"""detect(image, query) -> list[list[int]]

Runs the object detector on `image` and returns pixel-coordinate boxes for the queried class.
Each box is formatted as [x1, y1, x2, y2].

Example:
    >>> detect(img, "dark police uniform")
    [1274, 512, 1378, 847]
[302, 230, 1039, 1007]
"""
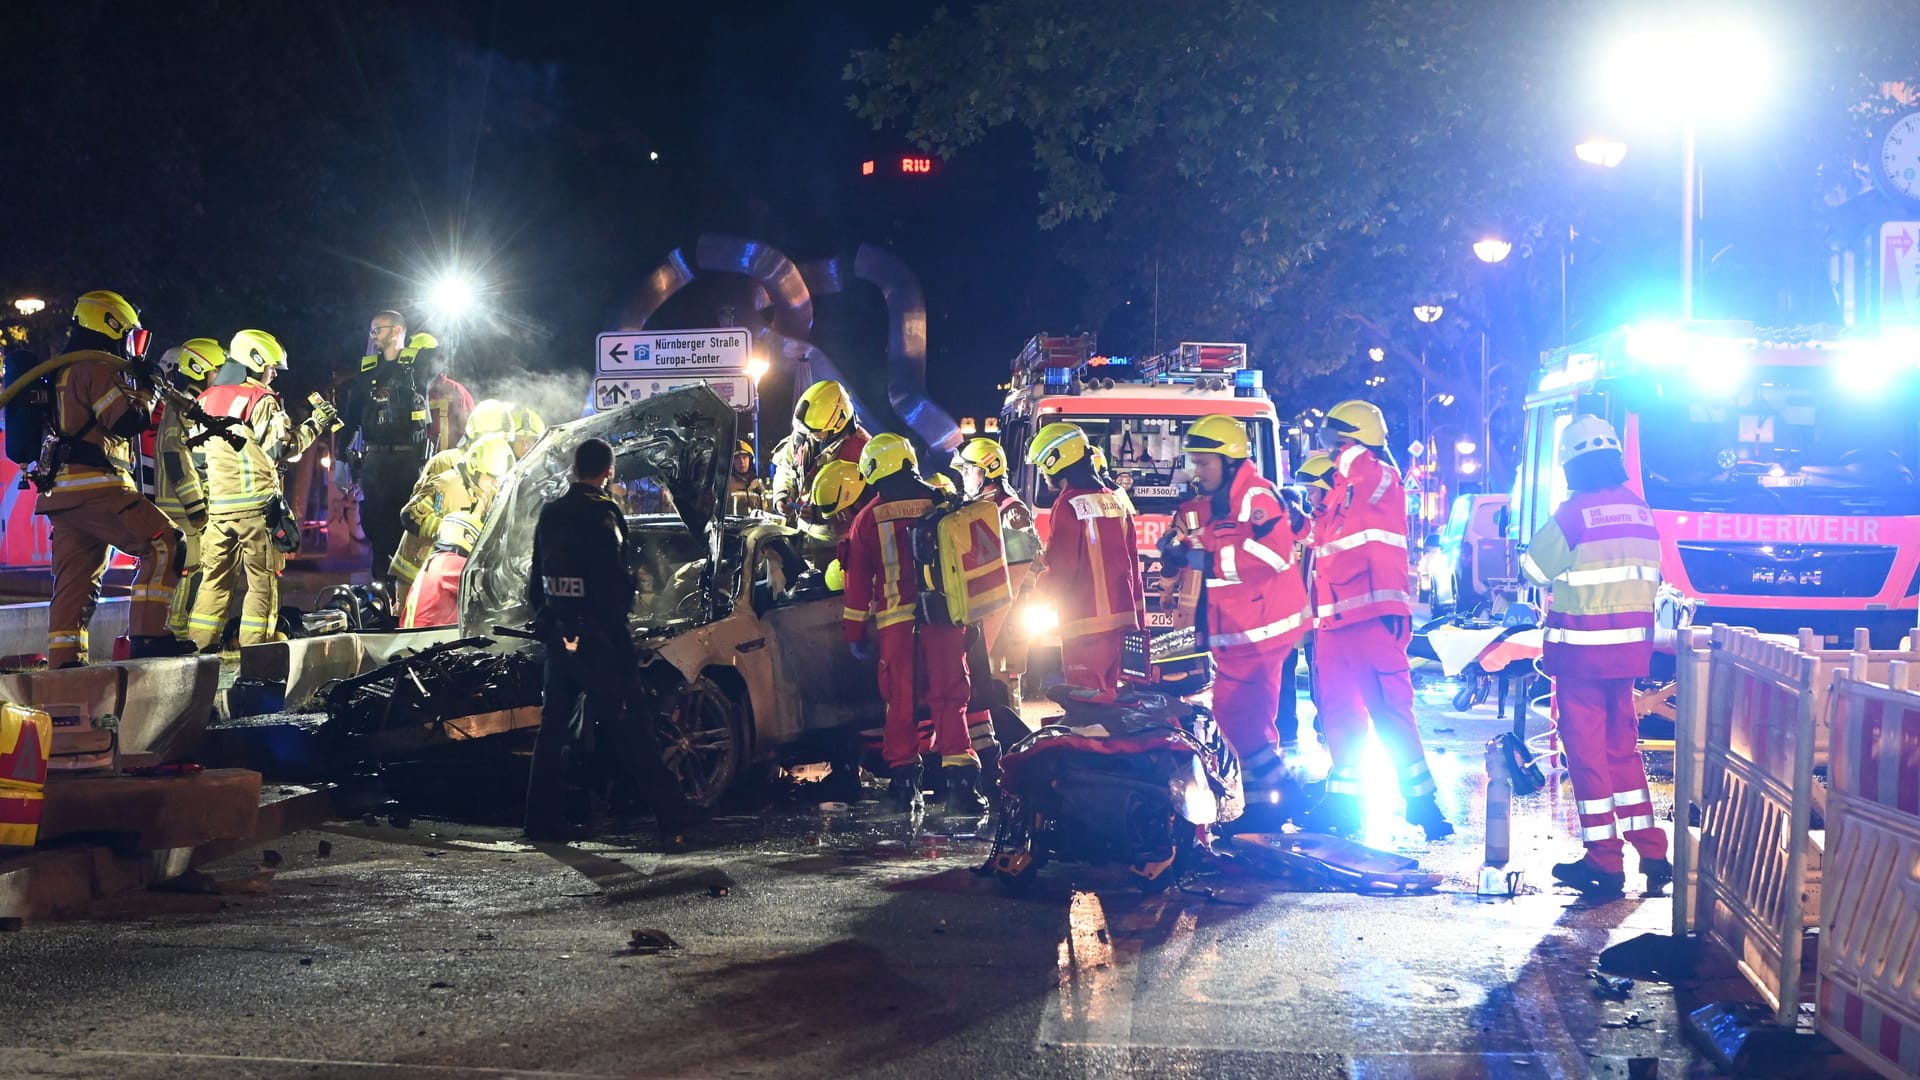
[523, 480, 640, 837]
[341, 350, 429, 584]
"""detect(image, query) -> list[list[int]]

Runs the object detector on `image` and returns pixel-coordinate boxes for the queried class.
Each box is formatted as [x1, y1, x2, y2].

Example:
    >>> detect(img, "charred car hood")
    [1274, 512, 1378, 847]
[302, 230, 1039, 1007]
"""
[461, 385, 737, 638]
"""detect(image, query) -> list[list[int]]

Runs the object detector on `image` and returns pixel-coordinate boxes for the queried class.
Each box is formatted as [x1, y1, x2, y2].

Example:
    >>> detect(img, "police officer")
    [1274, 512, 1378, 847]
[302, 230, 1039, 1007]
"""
[36, 291, 194, 665]
[1520, 415, 1671, 899]
[523, 438, 676, 841]
[339, 310, 433, 585]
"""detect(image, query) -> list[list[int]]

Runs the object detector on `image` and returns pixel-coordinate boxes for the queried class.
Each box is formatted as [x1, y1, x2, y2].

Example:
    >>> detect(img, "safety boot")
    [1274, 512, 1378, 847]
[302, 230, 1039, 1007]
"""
[1551, 857, 1626, 900]
[1404, 794, 1456, 841]
[886, 765, 925, 816]
[1641, 857, 1674, 897]
[942, 764, 990, 818]
[1293, 791, 1363, 837]
[128, 634, 197, 659]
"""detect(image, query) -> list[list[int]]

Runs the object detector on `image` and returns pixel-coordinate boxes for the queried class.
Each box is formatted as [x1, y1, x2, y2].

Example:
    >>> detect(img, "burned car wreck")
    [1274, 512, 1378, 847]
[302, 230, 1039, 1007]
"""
[418, 384, 888, 809]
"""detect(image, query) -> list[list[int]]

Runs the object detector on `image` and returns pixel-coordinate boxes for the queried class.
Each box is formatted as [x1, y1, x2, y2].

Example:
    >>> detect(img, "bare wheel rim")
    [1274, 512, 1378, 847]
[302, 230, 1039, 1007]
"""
[662, 681, 737, 806]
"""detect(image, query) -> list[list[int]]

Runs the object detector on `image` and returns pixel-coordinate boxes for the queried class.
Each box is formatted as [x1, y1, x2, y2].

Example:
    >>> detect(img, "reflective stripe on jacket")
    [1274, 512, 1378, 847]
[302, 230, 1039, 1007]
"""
[1036, 484, 1143, 641]
[842, 495, 933, 637]
[1520, 485, 1661, 677]
[1190, 465, 1309, 654]
[1310, 444, 1412, 626]
[37, 351, 151, 509]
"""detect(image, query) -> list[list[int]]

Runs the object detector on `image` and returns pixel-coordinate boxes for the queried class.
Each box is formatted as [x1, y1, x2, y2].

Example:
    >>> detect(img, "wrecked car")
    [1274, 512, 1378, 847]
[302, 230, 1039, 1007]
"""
[462, 385, 885, 808]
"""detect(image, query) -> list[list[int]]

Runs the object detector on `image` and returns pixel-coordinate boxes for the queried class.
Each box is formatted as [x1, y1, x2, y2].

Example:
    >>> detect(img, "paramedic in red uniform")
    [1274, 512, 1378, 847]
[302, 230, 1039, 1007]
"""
[841, 433, 984, 817]
[1301, 400, 1453, 840]
[1519, 414, 1672, 899]
[1177, 414, 1312, 813]
[1026, 422, 1143, 702]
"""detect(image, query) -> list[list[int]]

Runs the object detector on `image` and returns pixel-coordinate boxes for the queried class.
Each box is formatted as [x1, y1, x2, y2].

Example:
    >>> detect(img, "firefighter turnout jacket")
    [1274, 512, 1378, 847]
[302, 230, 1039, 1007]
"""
[152, 402, 208, 530]
[197, 380, 323, 514]
[1036, 483, 1144, 641]
[35, 350, 154, 511]
[392, 451, 490, 586]
[1186, 465, 1310, 653]
[528, 483, 633, 651]
[841, 489, 935, 641]
[1312, 444, 1413, 628]
[772, 426, 871, 541]
[1519, 485, 1662, 678]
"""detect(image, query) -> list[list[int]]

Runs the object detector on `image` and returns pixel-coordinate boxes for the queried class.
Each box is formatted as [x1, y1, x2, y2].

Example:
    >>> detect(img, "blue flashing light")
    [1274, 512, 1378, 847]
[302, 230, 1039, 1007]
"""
[1624, 323, 1687, 367]
[1042, 366, 1076, 391]
[1234, 368, 1263, 389]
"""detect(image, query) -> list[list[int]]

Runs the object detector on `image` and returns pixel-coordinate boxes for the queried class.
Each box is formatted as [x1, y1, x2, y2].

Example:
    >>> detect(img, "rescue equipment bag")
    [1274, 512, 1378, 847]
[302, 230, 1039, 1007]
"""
[3, 350, 51, 466]
[912, 497, 1012, 627]
[265, 493, 302, 554]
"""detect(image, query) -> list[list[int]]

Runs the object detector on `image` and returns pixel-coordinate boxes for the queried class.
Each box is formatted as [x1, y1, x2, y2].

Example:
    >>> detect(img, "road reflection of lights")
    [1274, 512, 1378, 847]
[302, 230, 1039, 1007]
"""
[1055, 889, 1118, 1024]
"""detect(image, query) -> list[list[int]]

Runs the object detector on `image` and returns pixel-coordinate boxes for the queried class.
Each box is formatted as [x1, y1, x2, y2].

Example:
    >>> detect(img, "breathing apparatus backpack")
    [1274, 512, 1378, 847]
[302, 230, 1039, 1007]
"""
[911, 495, 1012, 627]
[3, 349, 52, 468]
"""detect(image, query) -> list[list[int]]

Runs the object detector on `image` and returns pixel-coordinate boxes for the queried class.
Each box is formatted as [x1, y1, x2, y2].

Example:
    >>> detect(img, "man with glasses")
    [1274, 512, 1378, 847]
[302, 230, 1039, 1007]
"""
[339, 310, 432, 588]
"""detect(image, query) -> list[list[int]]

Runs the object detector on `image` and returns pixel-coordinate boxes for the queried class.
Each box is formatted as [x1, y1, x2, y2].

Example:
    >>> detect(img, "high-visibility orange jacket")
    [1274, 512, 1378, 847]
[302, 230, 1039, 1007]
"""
[1036, 483, 1143, 641]
[1188, 465, 1309, 654]
[841, 491, 935, 642]
[1312, 444, 1413, 627]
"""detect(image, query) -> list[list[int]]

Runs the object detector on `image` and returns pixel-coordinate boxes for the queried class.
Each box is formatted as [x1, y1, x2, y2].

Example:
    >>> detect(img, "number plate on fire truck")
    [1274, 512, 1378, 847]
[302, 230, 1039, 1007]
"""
[1147, 611, 1176, 628]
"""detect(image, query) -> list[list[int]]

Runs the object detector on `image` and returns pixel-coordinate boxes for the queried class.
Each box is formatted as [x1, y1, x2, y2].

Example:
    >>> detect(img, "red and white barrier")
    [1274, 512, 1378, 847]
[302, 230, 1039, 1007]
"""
[1818, 660, 1920, 1080]
[1690, 624, 1821, 1024]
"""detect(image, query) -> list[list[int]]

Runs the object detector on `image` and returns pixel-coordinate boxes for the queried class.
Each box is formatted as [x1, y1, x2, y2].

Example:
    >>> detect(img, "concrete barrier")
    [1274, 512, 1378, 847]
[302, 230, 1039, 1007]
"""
[115, 655, 219, 760]
[229, 627, 466, 720]
[0, 596, 128, 661]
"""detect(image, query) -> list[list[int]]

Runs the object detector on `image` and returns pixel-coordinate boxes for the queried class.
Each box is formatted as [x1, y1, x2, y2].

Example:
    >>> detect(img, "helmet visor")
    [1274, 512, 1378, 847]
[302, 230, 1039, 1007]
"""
[125, 327, 152, 360]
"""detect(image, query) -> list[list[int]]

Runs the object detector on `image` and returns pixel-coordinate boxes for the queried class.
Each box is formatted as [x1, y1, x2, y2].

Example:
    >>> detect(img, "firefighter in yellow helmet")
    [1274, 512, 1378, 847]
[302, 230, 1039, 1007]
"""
[507, 405, 545, 458]
[953, 436, 1042, 710]
[771, 380, 871, 551]
[728, 439, 766, 515]
[35, 291, 195, 664]
[391, 432, 513, 599]
[464, 399, 513, 446]
[400, 510, 484, 628]
[187, 330, 341, 649]
[153, 338, 227, 636]
[1026, 421, 1143, 702]
[809, 458, 870, 593]
[1089, 446, 1137, 517]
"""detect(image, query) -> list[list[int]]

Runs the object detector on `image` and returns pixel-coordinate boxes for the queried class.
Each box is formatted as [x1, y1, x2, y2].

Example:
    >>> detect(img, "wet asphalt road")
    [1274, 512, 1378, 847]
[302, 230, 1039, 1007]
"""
[0, 681, 1857, 1079]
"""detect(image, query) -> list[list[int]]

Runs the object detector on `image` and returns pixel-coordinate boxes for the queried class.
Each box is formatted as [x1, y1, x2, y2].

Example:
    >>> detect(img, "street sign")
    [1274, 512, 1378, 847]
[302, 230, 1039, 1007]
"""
[1881, 222, 1920, 324]
[595, 328, 751, 376]
[593, 375, 755, 412]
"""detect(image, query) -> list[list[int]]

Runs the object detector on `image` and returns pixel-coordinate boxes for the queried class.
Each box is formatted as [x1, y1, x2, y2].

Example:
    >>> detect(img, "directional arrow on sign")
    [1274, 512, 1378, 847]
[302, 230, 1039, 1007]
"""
[608, 343, 628, 363]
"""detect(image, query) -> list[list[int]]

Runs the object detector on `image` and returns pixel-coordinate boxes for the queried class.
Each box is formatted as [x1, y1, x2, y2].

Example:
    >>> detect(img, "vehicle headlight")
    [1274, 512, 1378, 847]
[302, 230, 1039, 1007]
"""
[1022, 602, 1059, 636]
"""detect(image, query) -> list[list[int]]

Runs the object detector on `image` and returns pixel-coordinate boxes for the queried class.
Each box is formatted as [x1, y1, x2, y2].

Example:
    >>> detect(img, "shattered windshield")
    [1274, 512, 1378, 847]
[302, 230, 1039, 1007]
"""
[1634, 369, 1920, 516]
[461, 385, 736, 638]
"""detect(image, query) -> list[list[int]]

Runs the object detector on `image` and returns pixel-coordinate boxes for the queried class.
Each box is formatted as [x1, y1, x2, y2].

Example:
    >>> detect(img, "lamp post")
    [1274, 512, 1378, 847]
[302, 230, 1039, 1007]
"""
[746, 354, 770, 474]
[11, 298, 45, 317]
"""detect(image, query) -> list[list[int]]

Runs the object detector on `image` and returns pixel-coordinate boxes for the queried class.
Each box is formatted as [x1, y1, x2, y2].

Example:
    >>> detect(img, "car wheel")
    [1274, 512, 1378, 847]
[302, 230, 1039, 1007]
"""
[659, 676, 747, 810]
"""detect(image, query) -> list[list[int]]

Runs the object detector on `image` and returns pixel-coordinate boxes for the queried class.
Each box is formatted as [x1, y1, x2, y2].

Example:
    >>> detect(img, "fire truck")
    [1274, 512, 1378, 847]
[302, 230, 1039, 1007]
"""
[1517, 321, 1920, 646]
[998, 334, 1284, 636]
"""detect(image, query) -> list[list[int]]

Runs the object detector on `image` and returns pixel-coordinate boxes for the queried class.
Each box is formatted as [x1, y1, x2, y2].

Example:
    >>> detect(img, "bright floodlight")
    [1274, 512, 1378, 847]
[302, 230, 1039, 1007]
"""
[1414, 304, 1445, 324]
[1599, 15, 1772, 124]
[1473, 238, 1513, 264]
[1575, 140, 1629, 168]
[745, 355, 770, 383]
[427, 274, 479, 323]
[12, 298, 45, 316]
[1836, 330, 1920, 394]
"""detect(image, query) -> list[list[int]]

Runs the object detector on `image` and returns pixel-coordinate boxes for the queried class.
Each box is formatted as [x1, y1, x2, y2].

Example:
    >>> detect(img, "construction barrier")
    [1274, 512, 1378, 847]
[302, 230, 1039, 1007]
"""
[1689, 624, 1821, 1025]
[1818, 660, 1920, 1080]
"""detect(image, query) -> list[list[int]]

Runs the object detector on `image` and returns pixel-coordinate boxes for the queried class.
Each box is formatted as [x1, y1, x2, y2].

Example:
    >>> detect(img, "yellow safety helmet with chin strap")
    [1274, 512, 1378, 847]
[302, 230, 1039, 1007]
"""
[435, 510, 484, 557]
[1184, 414, 1253, 459]
[1026, 421, 1090, 477]
[464, 432, 515, 478]
[1325, 399, 1388, 448]
[465, 399, 513, 442]
[952, 437, 1007, 480]
[794, 380, 853, 439]
[1557, 414, 1623, 467]
[809, 459, 867, 516]
[72, 290, 150, 358]
[229, 329, 287, 373]
[1293, 451, 1336, 490]
[858, 432, 917, 483]
[177, 337, 227, 382]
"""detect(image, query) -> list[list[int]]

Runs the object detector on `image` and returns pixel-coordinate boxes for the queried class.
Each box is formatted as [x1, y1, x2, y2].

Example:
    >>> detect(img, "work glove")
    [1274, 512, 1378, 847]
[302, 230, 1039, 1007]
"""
[187, 508, 208, 535]
[849, 638, 875, 662]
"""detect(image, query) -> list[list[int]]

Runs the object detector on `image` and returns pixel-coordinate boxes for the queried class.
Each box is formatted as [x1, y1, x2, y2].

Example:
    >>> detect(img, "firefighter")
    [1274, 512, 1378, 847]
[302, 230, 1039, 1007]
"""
[1090, 446, 1137, 516]
[36, 291, 194, 665]
[1026, 422, 1143, 703]
[954, 436, 1041, 712]
[1171, 415, 1312, 811]
[424, 349, 474, 454]
[339, 310, 432, 584]
[771, 381, 870, 555]
[400, 510, 482, 628]
[1281, 451, 1337, 749]
[728, 440, 765, 514]
[808, 459, 870, 592]
[1519, 415, 1671, 899]
[187, 330, 339, 649]
[390, 432, 513, 599]
[464, 398, 512, 447]
[507, 405, 545, 458]
[524, 438, 638, 841]
[842, 433, 982, 816]
[1300, 400, 1453, 840]
[154, 338, 225, 637]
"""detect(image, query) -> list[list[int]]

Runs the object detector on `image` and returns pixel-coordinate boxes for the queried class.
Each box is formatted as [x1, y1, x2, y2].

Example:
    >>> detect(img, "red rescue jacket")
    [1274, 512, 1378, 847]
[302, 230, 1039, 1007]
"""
[1187, 464, 1310, 654]
[1037, 482, 1143, 641]
[1312, 444, 1413, 628]
[841, 493, 935, 642]
[401, 550, 467, 628]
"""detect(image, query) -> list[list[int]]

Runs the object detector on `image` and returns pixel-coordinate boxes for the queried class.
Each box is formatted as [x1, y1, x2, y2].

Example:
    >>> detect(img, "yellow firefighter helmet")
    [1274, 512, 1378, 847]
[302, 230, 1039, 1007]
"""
[809, 459, 867, 516]
[230, 329, 287, 373]
[859, 432, 917, 482]
[952, 437, 1008, 480]
[1293, 451, 1336, 490]
[794, 380, 854, 439]
[1184, 414, 1253, 459]
[1325, 399, 1388, 448]
[1026, 421, 1090, 477]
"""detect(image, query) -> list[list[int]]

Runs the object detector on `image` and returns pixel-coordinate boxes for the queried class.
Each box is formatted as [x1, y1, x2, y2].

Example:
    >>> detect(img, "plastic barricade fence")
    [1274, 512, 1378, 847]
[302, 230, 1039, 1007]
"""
[1692, 624, 1821, 1024]
[1671, 625, 1712, 936]
[1818, 660, 1920, 1080]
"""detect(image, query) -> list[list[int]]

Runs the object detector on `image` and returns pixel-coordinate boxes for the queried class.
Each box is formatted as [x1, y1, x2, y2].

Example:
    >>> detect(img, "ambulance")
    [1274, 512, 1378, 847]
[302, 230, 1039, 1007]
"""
[998, 334, 1284, 638]
[1517, 321, 1920, 646]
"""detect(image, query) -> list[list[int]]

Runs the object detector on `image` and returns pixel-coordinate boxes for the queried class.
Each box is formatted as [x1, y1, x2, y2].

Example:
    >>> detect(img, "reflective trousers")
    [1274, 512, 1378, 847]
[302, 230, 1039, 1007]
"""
[1315, 617, 1438, 803]
[877, 621, 971, 770]
[187, 512, 275, 648]
[1553, 674, 1668, 873]
[44, 491, 181, 667]
[1062, 627, 1128, 703]
[1213, 644, 1290, 800]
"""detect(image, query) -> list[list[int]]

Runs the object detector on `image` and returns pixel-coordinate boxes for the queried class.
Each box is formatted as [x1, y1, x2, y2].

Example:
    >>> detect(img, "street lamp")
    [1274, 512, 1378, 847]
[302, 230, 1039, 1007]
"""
[1455, 438, 1477, 456]
[1460, 458, 1480, 476]
[1575, 139, 1628, 168]
[11, 298, 45, 316]
[1597, 15, 1772, 318]
[426, 273, 481, 326]
[745, 353, 770, 472]
[1472, 238, 1512, 265]
[1369, 347, 1386, 363]
[1413, 304, 1445, 324]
